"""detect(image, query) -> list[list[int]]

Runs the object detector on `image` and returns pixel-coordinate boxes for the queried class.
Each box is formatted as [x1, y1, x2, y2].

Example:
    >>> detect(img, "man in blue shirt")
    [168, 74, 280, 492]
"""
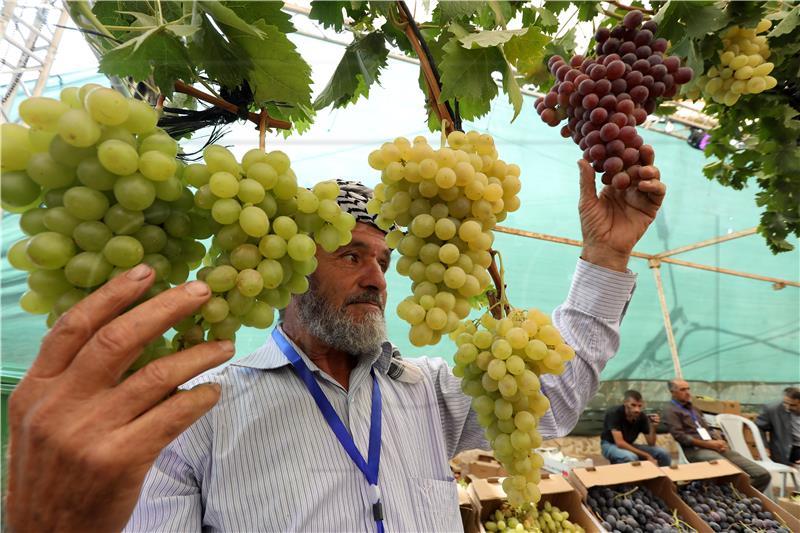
[6, 160, 666, 532]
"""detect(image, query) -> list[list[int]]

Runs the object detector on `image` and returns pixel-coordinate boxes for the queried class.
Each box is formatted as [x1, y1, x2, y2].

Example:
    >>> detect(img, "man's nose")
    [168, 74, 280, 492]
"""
[359, 257, 387, 293]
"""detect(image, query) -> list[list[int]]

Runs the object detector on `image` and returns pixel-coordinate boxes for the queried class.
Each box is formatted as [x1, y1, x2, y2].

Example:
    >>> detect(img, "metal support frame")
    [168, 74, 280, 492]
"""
[495, 225, 799, 378]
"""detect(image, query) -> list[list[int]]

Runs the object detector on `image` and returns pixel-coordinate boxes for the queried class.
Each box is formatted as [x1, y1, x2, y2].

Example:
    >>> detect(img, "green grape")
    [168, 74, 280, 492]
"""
[19, 97, 69, 130]
[140, 200, 168, 226]
[271, 216, 297, 241]
[270, 174, 294, 201]
[167, 261, 190, 285]
[201, 296, 229, 323]
[276, 197, 298, 217]
[236, 268, 264, 298]
[26, 152, 74, 188]
[8, 239, 36, 271]
[316, 224, 340, 253]
[179, 239, 206, 264]
[215, 224, 248, 251]
[159, 238, 183, 261]
[104, 204, 145, 235]
[20, 208, 48, 235]
[59, 87, 82, 108]
[194, 184, 217, 210]
[43, 207, 79, 236]
[264, 151, 290, 174]
[296, 189, 319, 213]
[2, 123, 32, 171]
[77, 156, 117, 190]
[312, 180, 339, 200]
[241, 148, 268, 172]
[230, 244, 261, 270]
[52, 288, 87, 316]
[139, 133, 178, 157]
[205, 265, 238, 292]
[48, 136, 93, 168]
[114, 173, 156, 211]
[209, 316, 240, 341]
[259, 234, 287, 259]
[211, 198, 242, 225]
[73, 221, 113, 252]
[1, 171, 41, 208]
[63, 186, 109, 221]
[103, 236, 144, 267]
[292, 257, 317, 276]
[164, 211, 191, 238]
[29, 127, 57, 152]
[26, 231, 76, 270]
[257, 193, 278, 219]
[188, 213, 214, 239]
[142, 253, 171, 281]
[64, 251, 113, 287]
[27, 268, 72, 298]
[98, 125, 136, 147]
[239, 206, 269, 237]
[155, 176, 183, 202]
[84, 87, 129, 126]
[317, 199, 340, 223]
[20, 290, 54, 314]
[242, 301, 274, 328]
[57, 109, 101, 147]
[246, 162, 278, 189]
[257, 259, 284, 289]
[204, 145, 239, 175]
[209, 171, 239, 198]
[237, 178, 265, 204]
[122, 99, 158, 134]
[96, 140, 139, 175]
[226, 287, 255, 316]
[184, 163, 211, 187]
[286, 234, 316, 262]
[139, 150, 177, 182]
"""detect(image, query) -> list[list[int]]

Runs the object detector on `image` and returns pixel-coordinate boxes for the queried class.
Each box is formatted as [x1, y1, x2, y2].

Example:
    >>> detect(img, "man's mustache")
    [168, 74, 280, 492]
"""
[345, 292, 386, 311]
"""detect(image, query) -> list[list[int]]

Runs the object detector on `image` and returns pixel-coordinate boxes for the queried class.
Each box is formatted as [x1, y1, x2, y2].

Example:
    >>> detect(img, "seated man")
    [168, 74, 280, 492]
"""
[600, 389, 671, 466]
[664, 379, 771, 491]
[755, 386, 800, 466]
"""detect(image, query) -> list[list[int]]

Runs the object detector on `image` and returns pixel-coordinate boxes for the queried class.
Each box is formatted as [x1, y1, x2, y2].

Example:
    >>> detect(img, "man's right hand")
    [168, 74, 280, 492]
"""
[6, 264, 235, 533]
[707, 440, 728, 453]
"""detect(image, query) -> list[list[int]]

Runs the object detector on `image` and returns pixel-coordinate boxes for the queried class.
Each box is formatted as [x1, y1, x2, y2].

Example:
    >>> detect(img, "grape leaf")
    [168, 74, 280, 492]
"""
[459, 29, 529, 49]
[226, 21, 312, 121]
[769, 5, 800, 38]
[439, 37, 504, 120]
[502, 65, 523, 121]
[220, 1, 295, 34]
[314, 32, 389, 110]
[198, 1, 265, 38]
[98, 28, 193, 97]
[434, 1, 479, 23]
[576, 2, 600, 22]
[188, 17, 250, 89]
[309, 1, 348, 31]
[503, 26, 549, 77]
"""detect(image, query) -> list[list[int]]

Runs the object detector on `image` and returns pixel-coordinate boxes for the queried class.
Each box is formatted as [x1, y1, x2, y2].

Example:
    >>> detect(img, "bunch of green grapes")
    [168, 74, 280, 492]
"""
[451, 308, 575, 506]
[484, 501, 585, 532]
[189, 144, 353, 343]
[695, 19, 777, 106]
[366, 131, 522, 346]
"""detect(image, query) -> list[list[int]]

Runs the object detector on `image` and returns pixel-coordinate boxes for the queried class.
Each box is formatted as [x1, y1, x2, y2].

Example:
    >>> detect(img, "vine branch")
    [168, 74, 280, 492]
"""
[605, 1, 654, 15]
[173, 80, 291, 130]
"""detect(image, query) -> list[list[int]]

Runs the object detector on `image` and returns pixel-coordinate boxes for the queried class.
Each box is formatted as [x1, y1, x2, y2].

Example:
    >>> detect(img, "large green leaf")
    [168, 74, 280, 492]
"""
[503, 26, 549, 77]
[314, 32, 389, 110]
[198, 1, 265, 38]
[188, 17, 250, 89]
[502, 64, 523, 121]
[434, 1, 479, 23]
[98, 28, 193, 96]
[769, 5, 800, 38]
[221, 1, 295, 33]
[309, 1, 348, 31]
[226, 21, 313, 121]
[459, 28, 529, 50]
[439, 37, 505, 121]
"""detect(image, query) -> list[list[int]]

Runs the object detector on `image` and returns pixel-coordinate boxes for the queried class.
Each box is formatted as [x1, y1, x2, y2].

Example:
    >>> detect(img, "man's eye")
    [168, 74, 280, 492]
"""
[343, 253, 358, 262]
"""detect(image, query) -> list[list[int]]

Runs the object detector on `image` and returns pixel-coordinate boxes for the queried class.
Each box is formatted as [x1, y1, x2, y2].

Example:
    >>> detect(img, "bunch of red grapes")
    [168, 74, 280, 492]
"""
[536, 10, 694, 189]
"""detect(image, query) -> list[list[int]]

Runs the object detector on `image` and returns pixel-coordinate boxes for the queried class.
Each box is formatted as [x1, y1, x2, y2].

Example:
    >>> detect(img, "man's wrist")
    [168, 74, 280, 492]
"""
[581, 245, 630, 273]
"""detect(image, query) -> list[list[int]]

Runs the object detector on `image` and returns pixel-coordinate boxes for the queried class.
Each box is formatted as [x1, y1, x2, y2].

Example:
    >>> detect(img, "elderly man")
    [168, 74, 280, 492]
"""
[756, 386, 800, 466]
[7, 160, 665, 532]
[664, 379, 771, 492]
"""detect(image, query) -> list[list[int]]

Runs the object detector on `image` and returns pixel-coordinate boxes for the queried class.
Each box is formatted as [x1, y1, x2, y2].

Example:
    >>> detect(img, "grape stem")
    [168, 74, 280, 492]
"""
[395, 1, 461, 133]
[486, 249, 510, 319]
[605, 1, 654, 15]
[258, 108, 268, 150]
[172, 80, 291, 130]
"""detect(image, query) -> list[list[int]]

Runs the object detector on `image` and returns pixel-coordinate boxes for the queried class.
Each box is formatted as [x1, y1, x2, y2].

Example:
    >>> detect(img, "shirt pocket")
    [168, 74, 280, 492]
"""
[407, 477, 461, 532]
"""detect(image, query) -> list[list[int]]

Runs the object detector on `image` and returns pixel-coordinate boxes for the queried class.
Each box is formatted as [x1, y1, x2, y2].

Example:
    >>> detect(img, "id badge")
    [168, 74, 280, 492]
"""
[697, 426, 712, 441]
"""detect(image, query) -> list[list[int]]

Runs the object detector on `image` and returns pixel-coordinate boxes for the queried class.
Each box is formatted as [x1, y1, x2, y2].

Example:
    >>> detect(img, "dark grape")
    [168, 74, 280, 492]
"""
[607, 60, 626, 80]
[663, 55, 680, 72]
[616, 99, 635, 115]
[595, 27, 610, 42]
[642, 20, 658, 33]
[582, 93, 599, 109]
[623, 10, 644, 29]
[619, 41, 637, 55]
[590, 107, 609, 125]
[600, 122, 620, 141]
[634, 29, 653, 46]
[622, 147, 639, 166]
[595, 78, 612, 96]
[570, 54, 584, 67]
[607, 139, 625, 156]
[589, 144, 606, 160]
[675, 67, 694, 84]
[544, 92, 558, 107]
[630, 85, 650, 103]
[636, 45, 652, 59]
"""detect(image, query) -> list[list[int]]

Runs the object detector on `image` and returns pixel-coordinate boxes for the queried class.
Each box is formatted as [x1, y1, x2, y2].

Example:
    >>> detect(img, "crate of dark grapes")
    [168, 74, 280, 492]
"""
[570, 461, 706, 533]
[663, 460, 800, 532]
[535, 9, 694, 190]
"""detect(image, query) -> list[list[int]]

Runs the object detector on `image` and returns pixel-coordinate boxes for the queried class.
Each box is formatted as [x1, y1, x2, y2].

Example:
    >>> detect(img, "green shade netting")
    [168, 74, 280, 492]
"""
[2, 34, 798, 390]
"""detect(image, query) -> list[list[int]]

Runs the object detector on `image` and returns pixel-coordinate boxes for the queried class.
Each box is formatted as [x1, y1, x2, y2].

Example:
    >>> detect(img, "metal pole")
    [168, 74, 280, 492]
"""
[650, 259, 683, 378]
[31, 9, 68, 97]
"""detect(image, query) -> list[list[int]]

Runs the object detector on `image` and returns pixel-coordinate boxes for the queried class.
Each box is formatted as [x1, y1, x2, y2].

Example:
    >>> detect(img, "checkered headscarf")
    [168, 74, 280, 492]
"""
[334, 179, 386, 233]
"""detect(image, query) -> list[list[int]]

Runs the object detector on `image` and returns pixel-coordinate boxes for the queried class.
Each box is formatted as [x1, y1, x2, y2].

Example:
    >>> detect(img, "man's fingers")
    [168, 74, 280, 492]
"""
[28, 264, 155, 379]
[66, 281, 211, 389]
[108, 341, 234, 424]
[577, 159, 597, 207]
[116, 382, 222, 459]
[637, 168, 666, 207]
[640, 145, 655, 166]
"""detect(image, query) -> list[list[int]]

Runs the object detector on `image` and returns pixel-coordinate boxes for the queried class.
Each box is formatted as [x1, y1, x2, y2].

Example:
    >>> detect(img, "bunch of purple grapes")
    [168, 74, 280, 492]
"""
[536, 10, 694, 189]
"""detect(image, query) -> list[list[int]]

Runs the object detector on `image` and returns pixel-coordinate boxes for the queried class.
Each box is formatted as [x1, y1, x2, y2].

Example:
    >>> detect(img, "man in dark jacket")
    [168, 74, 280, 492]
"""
[663, 379, 771, 492]
[755, 387, 800, 466]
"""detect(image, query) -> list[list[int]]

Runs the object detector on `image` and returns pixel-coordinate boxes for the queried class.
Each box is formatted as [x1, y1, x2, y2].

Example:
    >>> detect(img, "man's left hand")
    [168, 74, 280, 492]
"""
[577, 150, 666, 272]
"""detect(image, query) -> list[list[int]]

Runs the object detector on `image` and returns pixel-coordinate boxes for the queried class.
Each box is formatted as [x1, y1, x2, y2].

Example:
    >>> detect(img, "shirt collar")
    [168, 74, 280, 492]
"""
[232, 324, 393, 376]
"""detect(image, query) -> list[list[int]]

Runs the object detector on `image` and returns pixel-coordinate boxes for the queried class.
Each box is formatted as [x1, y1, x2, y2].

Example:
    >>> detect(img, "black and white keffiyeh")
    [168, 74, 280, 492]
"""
[334, 179, 385, 232]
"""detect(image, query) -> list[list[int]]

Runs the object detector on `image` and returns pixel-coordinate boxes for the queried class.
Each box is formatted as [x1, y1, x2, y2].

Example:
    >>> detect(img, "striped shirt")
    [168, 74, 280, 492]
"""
[125, 259, 635, 532]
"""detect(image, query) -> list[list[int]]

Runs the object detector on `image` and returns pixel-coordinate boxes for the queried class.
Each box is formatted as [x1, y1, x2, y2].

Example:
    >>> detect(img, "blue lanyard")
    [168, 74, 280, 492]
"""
[272, 328, 384, 533]
[672, 400, 701, 424]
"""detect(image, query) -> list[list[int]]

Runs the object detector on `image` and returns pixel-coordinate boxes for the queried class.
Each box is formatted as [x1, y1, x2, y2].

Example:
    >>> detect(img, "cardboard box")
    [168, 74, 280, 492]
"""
[466, 473, 600, 533]
[777, 495, 800, 519]
[693, 396, 741, 415]
[570, 461, 708, 533]
[461, 453, 508, 479]
[458, 482, 480, 533]
[661, 460, 800, 532]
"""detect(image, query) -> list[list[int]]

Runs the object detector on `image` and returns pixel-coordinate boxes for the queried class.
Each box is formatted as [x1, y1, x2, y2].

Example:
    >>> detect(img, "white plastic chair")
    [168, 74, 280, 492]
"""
[716, 413, 799, 497]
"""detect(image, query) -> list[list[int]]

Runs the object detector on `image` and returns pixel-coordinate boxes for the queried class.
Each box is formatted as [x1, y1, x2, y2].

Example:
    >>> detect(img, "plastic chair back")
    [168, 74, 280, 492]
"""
[716, 413, 768, 461]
